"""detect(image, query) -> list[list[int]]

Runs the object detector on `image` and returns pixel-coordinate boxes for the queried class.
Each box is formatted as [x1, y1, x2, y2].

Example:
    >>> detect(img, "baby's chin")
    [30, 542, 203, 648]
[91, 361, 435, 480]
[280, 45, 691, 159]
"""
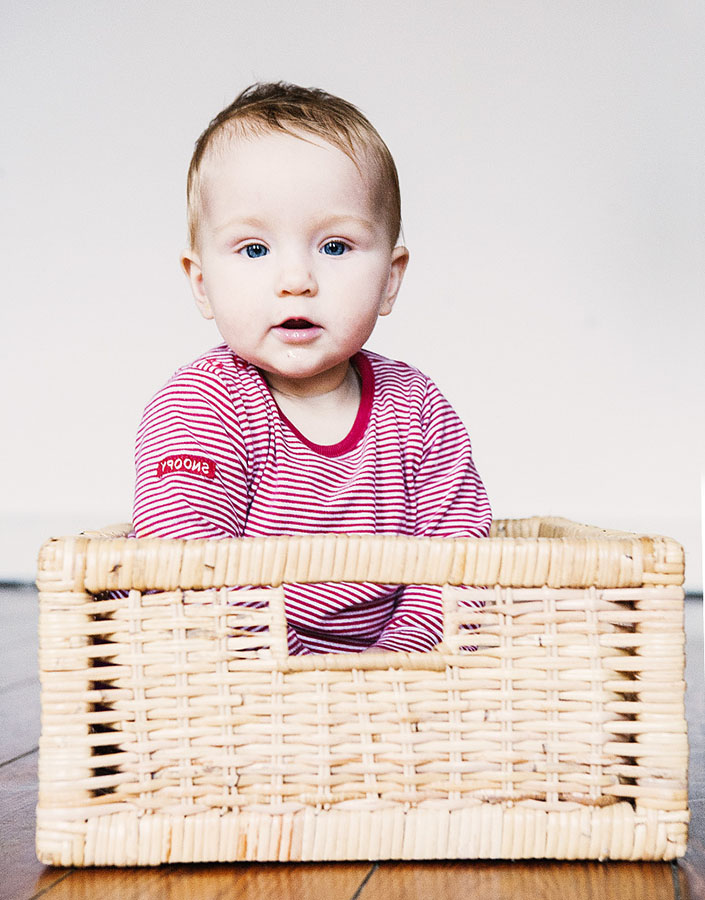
[258, 358, 354, 398]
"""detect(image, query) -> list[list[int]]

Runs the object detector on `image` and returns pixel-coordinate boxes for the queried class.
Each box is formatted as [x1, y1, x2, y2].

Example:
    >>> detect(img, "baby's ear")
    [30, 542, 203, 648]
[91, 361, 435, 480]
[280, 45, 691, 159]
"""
[379, 245, 409, 317]
[181, 249, 214, 320]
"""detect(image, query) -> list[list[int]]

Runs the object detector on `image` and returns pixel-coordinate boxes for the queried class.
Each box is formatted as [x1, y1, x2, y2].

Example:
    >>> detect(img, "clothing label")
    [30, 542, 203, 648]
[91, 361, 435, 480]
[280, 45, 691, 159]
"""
[157, 454, 216, 480]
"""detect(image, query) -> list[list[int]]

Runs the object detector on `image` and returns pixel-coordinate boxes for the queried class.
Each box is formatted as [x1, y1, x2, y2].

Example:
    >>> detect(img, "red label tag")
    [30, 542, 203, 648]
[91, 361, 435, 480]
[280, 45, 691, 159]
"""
[157, 454, 216, 480]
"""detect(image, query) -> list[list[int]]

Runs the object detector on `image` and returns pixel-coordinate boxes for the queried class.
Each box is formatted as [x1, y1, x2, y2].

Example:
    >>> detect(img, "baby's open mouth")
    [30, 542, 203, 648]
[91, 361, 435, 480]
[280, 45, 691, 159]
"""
[280, 318, 316, 329]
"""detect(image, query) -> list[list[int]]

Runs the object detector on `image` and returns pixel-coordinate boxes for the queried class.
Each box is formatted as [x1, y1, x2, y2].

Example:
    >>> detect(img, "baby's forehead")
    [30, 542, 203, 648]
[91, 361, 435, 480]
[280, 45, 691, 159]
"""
[202, 125, 375, 181]
[190, 123, 397, 247]
[198, 129, 381, 213]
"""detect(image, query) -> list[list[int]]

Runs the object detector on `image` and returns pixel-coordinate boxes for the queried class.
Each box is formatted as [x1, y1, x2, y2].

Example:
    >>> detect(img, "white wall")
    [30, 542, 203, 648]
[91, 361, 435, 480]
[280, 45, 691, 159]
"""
[2, 0, 703, 589]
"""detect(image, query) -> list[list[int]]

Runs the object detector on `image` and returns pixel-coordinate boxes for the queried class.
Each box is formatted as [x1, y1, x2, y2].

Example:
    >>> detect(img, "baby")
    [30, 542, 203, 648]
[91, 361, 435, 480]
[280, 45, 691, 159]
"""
[133, 82, 491, 654]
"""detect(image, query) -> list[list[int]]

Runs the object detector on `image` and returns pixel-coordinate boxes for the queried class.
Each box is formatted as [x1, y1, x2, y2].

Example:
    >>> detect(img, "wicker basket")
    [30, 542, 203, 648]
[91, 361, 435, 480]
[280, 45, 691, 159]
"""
[36, 517, 688, 865]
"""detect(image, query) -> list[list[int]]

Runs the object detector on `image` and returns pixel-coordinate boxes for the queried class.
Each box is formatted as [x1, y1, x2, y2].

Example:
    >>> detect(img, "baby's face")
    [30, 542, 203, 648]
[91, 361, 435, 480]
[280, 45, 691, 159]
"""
[182, 130, 408, 396]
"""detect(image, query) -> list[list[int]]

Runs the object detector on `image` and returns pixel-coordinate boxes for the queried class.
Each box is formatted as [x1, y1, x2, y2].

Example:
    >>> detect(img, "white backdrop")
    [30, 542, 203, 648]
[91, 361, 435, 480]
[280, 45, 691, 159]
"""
[2, 1, 703, 589]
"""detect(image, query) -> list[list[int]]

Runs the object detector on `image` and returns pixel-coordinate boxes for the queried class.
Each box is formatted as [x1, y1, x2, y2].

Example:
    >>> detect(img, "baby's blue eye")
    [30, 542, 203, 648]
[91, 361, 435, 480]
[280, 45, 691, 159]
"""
[242, 243, 268, 258]
[322, 240, 348, 256]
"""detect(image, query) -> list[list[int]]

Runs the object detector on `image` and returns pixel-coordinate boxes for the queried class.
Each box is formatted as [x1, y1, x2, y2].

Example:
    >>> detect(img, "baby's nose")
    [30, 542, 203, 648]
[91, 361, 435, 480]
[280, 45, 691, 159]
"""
[276, 256, 317, 297]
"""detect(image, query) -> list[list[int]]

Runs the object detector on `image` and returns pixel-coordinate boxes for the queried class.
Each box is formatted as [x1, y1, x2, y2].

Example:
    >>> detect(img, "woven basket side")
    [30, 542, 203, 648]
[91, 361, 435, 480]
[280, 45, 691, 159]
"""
[632, 587, 689, 830]
[37, 535, 90, 594]
[36, 538, 98, 866]
[35, 521, 689, 864]
[533, 517, 684, 585]
[67, 542, 655, 597]
[77, 532, 681, 594]
[36, 579, 689, 863]
[37, 518, 680, 593]
[490, 517, 542, 538]
[36, 802, 686, 865]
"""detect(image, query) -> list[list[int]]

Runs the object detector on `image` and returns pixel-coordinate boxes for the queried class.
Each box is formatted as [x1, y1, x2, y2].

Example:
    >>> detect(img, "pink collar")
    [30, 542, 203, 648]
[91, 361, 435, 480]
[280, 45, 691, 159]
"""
[273, 352, 374, 457]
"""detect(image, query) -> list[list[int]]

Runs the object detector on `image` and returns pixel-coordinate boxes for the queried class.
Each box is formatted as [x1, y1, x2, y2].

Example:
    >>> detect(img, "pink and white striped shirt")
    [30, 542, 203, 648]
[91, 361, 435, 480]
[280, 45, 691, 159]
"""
[133, 345, 491, 653]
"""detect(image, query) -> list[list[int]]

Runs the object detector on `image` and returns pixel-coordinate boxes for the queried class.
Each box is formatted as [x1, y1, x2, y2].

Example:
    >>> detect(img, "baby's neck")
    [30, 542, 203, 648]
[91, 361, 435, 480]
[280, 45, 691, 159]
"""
[264, 362, 361, 446]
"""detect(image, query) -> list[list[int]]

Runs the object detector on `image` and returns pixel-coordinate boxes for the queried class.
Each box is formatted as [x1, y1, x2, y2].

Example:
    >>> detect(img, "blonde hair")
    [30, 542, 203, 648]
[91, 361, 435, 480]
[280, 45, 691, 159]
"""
[186, 82, 402, 249]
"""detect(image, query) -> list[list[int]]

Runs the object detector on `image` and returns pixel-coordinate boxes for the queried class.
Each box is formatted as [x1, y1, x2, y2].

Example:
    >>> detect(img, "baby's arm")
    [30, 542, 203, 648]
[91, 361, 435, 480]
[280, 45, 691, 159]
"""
[131, 362, 314, 657]
[133, 364, 249, 539]
[371, 381, 491, 652]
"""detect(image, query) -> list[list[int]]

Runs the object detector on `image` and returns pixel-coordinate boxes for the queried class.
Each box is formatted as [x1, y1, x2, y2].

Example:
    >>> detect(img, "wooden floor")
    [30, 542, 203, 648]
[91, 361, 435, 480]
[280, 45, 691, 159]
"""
[1, 585, 703, 900]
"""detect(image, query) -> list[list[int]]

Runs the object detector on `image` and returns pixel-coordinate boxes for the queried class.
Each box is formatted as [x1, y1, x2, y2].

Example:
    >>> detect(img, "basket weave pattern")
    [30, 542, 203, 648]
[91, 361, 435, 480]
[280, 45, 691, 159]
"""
[36, 518, 688, 865]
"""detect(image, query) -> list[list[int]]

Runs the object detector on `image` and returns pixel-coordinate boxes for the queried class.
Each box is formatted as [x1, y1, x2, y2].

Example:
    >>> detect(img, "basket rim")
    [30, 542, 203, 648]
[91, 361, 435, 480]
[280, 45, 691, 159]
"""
[36, 516, 684, 593]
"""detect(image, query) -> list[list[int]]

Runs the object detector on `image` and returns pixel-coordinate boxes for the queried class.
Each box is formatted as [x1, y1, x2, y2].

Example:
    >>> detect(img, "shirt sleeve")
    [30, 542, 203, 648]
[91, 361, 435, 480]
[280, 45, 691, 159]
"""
[373, 379, 491, 652]
[132, 365, 250, 539]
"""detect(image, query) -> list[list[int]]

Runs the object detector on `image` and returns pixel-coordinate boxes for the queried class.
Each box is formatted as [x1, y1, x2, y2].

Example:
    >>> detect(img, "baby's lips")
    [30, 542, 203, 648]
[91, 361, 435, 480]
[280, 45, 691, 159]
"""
[279, 317, 317, 329]
[272, 318, 324, 344]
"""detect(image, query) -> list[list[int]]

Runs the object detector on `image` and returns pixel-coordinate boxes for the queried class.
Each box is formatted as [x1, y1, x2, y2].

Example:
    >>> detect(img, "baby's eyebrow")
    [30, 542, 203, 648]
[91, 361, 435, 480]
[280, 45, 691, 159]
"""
[213, 215, 268, 236]
[319, 215, 376, 233]
[210, 214, 378, 238]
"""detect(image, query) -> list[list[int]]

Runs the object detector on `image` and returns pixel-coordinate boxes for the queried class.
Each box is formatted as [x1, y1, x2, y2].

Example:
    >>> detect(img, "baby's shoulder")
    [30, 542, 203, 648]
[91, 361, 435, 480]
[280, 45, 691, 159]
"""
[169, 343, 247, 381]
[143, 345, 266, 419]
[154, 344, 259, 394]
[361, 350, 438, 402]
[362, 350, 461, 428]
[362, 350, 432, 386]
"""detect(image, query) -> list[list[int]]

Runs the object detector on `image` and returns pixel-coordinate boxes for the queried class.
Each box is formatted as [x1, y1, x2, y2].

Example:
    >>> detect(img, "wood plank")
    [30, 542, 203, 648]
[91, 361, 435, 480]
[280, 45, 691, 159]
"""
[0, 585, 38, 690]
[30, 862, 374, 900]
[0, 585, 39, 690]
[0, 679, 40, 765]
[0, 752, 70, 900]
[225, 861, 374, 900]
[358, 860, 676, 900]
[0, 585, 40, 764]
[676, 799, 705, 900]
